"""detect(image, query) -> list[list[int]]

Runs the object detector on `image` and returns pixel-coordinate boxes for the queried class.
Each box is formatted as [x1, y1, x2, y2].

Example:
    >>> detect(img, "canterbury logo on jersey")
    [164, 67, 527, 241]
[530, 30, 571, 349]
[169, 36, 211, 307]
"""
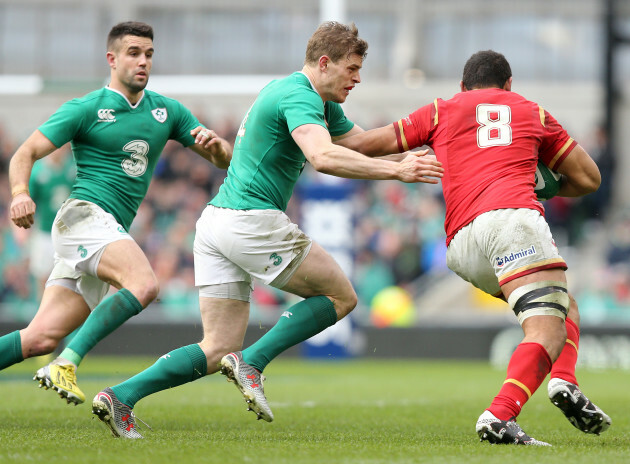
[97, 109, 116, 122]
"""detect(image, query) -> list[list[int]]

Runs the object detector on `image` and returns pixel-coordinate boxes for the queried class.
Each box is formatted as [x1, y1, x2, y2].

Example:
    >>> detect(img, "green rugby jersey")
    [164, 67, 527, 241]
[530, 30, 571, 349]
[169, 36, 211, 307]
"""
[211, 72, 354, 211]
[38, 87, 200, 230]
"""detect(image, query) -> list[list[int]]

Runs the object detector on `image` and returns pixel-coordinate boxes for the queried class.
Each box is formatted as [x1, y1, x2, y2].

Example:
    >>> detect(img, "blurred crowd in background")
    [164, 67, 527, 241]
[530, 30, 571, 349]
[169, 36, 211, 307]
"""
[0, 0, 628, 328]
[0, 113, 628, 327]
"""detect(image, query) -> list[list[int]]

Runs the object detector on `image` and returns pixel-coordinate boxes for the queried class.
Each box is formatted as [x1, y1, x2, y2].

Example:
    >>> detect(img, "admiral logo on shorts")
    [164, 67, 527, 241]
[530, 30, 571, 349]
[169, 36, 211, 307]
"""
[495, 245, 537, 268]
[97, 109, 116, 123]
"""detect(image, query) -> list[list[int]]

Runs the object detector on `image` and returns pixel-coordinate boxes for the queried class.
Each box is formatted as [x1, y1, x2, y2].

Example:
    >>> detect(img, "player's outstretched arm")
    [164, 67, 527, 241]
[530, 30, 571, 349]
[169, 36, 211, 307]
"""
[334, 124, 414, 162]
[189, 126, 233, 169]
[9, 130, 58, 229]
[335, 124, 399, 158]
[556, 144, 601, 197]
[293, 123, 442, 183]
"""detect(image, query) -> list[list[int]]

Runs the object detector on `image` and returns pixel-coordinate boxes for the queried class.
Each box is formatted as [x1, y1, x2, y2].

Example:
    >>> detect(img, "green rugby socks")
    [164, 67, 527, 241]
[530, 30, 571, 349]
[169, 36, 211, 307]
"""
[0, 330, 24, 370]
[61, 288, 143, 366]
[242, 295, 337, 372]
[111, 344, 207, 408]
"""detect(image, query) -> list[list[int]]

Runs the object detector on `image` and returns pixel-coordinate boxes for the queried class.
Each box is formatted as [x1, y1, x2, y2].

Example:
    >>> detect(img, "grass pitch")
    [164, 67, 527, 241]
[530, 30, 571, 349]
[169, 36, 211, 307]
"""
[0, 356, 628, 464]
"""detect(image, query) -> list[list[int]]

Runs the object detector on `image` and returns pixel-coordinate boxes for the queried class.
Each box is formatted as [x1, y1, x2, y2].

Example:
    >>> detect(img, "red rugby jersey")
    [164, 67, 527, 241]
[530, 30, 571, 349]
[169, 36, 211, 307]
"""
[394, 88, 576, 245]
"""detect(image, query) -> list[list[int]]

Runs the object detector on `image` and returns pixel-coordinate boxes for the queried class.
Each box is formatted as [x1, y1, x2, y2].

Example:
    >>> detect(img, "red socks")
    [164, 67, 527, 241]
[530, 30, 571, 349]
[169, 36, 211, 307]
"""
[488, 342, 552, 421]
[549, 317, 579, 385]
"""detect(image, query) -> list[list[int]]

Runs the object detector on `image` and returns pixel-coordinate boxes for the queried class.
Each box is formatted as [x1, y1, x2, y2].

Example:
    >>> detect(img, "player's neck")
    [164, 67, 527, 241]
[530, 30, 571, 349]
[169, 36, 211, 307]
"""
[108, 82, 144, 105]
[301, 66, 325, 102]
[107, 83, 144, 108]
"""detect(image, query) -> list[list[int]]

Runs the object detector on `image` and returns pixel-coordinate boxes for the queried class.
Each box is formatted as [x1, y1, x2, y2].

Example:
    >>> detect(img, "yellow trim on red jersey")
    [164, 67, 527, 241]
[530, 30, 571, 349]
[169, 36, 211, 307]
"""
[504, 378, 533, 398]
[548, 138, 575, 170]
[433, 99, 439, 126]
[397, 119, 410, 152]
[539, 106, 545, 127]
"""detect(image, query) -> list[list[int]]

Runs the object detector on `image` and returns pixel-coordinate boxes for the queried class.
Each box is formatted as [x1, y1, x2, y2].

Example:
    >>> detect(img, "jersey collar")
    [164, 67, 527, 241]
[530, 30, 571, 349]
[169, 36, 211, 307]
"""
[105, 86, 145, 109]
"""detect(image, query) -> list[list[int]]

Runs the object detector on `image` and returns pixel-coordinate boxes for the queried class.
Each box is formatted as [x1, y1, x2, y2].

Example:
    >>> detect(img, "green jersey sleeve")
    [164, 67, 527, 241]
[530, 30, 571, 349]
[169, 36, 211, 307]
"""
[39, 99, 87, 148]
[166, 98, 200, 147]
[281, 88, 328, 132]
[280, 89, 355, 137]
[325, 101, 355, 137]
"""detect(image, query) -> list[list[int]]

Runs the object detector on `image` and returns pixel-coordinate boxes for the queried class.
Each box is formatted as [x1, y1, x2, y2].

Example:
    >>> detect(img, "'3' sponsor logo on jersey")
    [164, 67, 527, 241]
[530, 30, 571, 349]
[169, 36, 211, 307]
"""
[121, 140, 149, 177]
[97, 109, 116, 122]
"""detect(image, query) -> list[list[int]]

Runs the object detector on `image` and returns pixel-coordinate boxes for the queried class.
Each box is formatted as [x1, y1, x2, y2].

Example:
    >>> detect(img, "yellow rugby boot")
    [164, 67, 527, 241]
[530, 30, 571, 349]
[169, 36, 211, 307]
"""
[34, 360, 85, 405]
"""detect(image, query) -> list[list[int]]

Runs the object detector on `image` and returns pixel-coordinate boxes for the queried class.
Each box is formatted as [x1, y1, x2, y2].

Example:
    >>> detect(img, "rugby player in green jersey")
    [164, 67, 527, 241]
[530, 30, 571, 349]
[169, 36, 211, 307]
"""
[90, 21, 443, 438]
[2, 22, 231, 415]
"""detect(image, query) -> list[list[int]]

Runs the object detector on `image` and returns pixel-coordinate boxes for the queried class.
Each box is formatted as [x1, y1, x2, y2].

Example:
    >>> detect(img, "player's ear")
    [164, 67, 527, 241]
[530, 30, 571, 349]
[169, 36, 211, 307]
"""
[106, 51, 116, 69]
[319, 56, 330, 72]
[460, 81, 467, 92]
[503, 77, 513, 91]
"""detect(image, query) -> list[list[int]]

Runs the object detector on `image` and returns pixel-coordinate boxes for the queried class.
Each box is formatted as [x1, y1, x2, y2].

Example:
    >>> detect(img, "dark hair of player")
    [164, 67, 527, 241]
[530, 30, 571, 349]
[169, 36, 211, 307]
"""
[462, 50, 512, 89]
[107, 21, 154, 51]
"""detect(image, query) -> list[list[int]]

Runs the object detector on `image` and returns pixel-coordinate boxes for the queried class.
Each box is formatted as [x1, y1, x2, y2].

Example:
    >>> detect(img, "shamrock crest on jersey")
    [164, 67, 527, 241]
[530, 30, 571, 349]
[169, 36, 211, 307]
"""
[151, 108, 168, 123]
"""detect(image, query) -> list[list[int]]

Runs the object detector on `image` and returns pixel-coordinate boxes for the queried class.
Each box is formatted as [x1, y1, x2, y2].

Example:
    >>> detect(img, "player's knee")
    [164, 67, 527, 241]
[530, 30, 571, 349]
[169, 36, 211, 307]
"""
[144, 280, 160, 304]
[567, 293, 580, 325]
[507, 280, 569, 325]
[129, 276, 160, 307]
[335, 288, 358, 319]
[550, 324, 568, 359]
[541, 319, 568, 361]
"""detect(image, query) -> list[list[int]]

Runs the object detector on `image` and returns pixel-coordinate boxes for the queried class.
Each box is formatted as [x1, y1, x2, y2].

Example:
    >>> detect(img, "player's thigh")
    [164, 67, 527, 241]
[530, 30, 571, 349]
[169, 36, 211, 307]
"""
[96, 239, 156, 291]
[280, 241, 355, 301]
[23, 284, 90, 342]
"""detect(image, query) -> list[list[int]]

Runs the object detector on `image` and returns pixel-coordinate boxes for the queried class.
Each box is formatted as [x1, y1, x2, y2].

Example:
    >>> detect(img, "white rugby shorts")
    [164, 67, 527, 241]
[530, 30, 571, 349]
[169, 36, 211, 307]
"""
[446, 208, 566, 296]
[47, 198, 133, 308]
[194, 205, 312, 290]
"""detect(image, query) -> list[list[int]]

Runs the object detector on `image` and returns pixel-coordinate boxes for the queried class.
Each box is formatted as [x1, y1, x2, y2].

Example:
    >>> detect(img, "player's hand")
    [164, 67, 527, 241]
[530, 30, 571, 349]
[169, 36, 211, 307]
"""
[396, 150, 444, 183]
[191, 126, 222, 151]
[10, 193, 36, 229]
[190, 126, 232, 169]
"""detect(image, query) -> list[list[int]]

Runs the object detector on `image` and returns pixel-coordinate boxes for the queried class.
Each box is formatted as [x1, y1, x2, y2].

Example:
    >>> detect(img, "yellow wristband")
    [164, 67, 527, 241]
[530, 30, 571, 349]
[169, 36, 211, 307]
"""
[11, 186, 30, 197]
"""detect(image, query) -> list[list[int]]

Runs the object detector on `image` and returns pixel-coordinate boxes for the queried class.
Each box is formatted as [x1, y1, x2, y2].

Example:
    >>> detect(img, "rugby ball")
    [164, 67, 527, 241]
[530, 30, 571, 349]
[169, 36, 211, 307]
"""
[534, 161, 562, 200]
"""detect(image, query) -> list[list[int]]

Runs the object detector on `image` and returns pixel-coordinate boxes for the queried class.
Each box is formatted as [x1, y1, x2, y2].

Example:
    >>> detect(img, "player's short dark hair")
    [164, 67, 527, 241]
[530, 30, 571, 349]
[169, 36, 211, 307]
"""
[461, 50, 512, 90]
[107, 21, 153, 51]
[305, 21, 368, 65]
